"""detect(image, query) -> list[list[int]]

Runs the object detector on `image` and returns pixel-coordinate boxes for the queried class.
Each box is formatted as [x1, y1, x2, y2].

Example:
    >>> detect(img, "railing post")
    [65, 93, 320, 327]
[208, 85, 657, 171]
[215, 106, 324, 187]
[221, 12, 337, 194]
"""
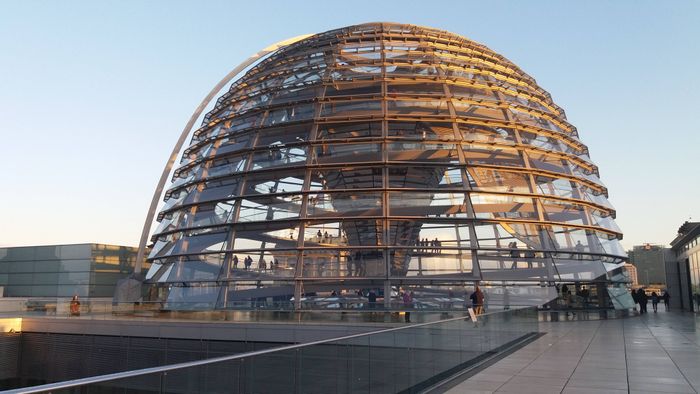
[159, 371, 167, 393]
[294, 348, 302, 394]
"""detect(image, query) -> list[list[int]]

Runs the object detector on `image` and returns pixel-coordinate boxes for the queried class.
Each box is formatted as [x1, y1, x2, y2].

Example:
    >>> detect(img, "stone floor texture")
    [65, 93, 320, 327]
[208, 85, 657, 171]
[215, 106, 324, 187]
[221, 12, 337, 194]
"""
[446, 309, 700, 394]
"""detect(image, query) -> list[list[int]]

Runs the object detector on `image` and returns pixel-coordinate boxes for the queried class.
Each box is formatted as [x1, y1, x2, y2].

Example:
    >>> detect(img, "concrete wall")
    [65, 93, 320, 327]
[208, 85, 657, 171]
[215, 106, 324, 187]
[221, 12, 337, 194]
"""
[20, 317, 384, 344]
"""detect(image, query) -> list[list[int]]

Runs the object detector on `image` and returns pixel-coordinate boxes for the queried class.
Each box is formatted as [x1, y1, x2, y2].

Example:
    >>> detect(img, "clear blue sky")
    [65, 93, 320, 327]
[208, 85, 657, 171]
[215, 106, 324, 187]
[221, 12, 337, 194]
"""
[0, 0, 698, 249]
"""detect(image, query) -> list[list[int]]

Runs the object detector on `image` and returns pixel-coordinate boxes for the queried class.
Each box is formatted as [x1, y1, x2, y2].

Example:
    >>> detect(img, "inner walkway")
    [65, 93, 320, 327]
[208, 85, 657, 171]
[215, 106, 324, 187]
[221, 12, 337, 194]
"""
[446, 309, 700, 394]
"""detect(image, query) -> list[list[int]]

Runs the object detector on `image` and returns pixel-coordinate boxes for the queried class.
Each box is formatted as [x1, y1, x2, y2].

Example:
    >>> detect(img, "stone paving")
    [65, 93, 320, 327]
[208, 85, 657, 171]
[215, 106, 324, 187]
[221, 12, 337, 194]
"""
[446, 309, 700, 394]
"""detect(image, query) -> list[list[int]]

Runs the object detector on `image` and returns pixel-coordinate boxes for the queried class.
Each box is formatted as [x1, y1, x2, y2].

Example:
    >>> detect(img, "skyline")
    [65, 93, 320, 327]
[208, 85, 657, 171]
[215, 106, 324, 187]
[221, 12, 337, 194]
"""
[1, 0, 698, 250]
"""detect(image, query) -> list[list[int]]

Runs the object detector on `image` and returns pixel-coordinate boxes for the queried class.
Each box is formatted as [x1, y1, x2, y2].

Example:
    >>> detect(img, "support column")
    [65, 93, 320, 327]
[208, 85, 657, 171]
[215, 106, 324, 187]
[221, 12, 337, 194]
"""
[384, 280, 392, 309]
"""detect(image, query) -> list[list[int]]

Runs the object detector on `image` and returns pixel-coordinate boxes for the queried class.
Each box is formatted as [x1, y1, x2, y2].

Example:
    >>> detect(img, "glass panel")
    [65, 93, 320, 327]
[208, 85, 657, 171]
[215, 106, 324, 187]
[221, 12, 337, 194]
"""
[254, 124, 311, 147]
[453, 101, 507, 121]
[389, 192, 469, 218]
[387, 142, 459, 164]
[305, 220, 379, 247]
[541, 198, 587, 226]
[384, 63, 440, 76]
[237, 195, 302, 222]
[519, 130, 574, 154]
[306, 192, 383, 218]
[386, 99, 450, 116]
[459, 124, 516, 144]
[590, 209, 622, 233]
[470, 193, 537, 220]
[231, 222, 302, 251]
[534, 175, 576, 198]
[528, 152, 569, 174]
[552, 258, 607, 281]
[262, 103, 314, 126]
[303, 249, 386, 278]
[508, 107, 563, 133]
[388, 166, 466, 190]
[387, 121, 455, 140]
[242, 170, 306, 195]
[180, 177, 242, 206]
[312, 167, 382, 190]
[325, 82, 382, 97]
[168, 229, 229, 256]
[597, 233, 626, 256]
[404, 250, 473, 277]
[314, 143, 382, 164]
[316, 121, 382, 140]
[206, 155, 247, 178]
[548, 226, 603, 254]
[210, 133, 254, 157]
[386, 81, 445, 96]
[166, 254, 225, 282]
[251, 146, 308, 170]
[473, 222, 547, 250]
[449, 84, 498, 101]
[320, 100, 382, 117]
[462, 145, 523, 167]
[468, 168, 531, 193]
[389, 221, 472, 248]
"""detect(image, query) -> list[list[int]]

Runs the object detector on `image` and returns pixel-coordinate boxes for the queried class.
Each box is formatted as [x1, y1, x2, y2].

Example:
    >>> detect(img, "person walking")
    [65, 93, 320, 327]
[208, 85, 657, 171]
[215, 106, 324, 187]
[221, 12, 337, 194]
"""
[631, 288, 639, 312]
[637, 288, 648, 314]
[662, 290, 670, 311]
[651, 291, 659, 313]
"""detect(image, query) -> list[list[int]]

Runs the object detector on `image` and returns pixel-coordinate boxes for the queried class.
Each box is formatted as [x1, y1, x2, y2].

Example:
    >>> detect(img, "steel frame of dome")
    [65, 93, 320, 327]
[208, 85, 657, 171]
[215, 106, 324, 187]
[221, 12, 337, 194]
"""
[141, 22, 627, 310]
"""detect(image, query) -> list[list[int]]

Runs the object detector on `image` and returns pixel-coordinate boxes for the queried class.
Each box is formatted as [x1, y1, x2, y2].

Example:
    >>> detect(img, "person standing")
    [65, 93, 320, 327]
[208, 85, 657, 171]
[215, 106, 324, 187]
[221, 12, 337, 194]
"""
[69, 295, 81, 317]
[631, 288, 639, 312]
[651, 292, 659, 313]
[402, 291, 413, 322]
[470, 286, 484, 315]
[662, 290, 670, 311]
[368, 290, 377, 310]
[509, 242, 519, 269]
[637, 288, 648, 314]
[574, 241, 585, 260]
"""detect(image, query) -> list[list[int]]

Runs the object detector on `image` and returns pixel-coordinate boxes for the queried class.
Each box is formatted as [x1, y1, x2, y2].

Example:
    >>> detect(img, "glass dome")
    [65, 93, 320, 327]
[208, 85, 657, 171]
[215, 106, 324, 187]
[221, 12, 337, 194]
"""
[144, 22, 625, 309]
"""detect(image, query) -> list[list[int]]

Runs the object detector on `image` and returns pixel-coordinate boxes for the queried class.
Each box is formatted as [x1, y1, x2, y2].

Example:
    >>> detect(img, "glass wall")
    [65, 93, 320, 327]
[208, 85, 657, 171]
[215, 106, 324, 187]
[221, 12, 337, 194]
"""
[17, 307, 539, 394]
[144, 22, 626, 310]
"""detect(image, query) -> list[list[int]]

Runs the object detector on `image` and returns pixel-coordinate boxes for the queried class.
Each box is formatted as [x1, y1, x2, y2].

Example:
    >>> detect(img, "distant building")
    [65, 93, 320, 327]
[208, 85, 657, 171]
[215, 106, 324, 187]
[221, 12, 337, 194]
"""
[627, 244, 669, 286]
[669, 222, 700, 312]
[0, 243, 143, 298]
[624, 263, 638, 287]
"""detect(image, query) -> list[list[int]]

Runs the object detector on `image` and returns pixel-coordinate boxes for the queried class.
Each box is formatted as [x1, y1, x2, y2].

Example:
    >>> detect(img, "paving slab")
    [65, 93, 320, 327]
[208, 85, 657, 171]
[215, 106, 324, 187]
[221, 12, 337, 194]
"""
[444, 309, 700, 394]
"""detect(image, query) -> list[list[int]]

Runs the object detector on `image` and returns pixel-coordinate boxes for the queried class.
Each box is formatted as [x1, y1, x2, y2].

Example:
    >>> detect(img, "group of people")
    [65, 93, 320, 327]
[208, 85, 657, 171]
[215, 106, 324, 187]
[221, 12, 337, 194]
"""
[507, 242, 536, 268]
[416, 237, 442, 254]
[232, 255, 279, 272]
[316, 230, 337, 244]
[632, 288, 670, 313]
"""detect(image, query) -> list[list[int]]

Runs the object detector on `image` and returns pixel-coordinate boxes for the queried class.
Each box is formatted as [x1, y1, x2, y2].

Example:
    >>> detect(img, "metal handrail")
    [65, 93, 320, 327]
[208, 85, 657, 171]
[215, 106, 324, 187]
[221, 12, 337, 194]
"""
[1, 306, 535, 394]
